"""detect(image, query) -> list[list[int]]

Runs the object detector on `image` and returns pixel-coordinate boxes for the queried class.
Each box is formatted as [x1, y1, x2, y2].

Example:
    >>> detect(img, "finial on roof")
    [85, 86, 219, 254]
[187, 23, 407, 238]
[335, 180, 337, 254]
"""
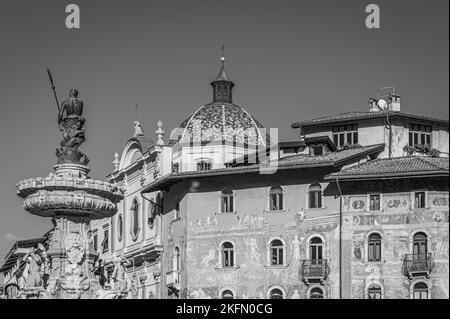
[133, 120, 145, 137]
[156, 120, 165, 146]
[113, 152, 120, 171]
[211, 46, 234, 103]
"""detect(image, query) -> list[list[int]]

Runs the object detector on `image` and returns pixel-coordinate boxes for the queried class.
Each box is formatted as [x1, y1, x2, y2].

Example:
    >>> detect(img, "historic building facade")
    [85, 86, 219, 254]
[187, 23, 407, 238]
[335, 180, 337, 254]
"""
[2, 56, 449, 299]
[327, 157, 449, 299]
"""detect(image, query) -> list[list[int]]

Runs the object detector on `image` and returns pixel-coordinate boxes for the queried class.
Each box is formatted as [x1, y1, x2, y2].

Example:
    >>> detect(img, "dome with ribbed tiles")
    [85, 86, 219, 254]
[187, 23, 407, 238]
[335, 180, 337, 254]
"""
[169, 102, 267, 147]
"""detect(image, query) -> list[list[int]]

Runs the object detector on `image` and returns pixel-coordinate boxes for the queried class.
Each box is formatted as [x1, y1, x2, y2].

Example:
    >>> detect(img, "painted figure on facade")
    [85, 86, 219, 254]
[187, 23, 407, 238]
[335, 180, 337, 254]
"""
[56, 89, 89, 166]
[291, 235, 302, 264]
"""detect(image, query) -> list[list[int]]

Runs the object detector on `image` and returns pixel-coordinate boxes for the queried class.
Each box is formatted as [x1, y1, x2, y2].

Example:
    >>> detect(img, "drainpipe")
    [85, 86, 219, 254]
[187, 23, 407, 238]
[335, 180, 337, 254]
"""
[335, 176, 343, 299]
[385, 112, 392, 158]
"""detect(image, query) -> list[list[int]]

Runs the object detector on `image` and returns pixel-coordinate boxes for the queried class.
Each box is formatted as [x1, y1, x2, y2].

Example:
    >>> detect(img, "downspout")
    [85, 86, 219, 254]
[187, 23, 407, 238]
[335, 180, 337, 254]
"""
[385, 112, 392, 158]
[335, 176, 343, 299]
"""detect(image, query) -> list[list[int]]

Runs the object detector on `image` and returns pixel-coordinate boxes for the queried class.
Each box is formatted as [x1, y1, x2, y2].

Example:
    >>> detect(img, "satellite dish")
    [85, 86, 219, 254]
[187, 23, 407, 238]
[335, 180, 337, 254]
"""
[377, 99, 387, 109]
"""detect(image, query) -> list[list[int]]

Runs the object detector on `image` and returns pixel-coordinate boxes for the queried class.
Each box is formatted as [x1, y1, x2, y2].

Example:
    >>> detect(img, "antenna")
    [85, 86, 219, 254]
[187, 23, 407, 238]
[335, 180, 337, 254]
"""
[379, 86, 396, 98]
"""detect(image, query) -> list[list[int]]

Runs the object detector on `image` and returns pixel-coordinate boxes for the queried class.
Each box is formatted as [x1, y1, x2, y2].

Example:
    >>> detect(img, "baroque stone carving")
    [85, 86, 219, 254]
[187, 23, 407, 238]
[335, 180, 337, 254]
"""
[56, 89, 89, 166]
[96, 256, 130, 299]
[60, 233, 89, 298]
[18, 245, 49, 291]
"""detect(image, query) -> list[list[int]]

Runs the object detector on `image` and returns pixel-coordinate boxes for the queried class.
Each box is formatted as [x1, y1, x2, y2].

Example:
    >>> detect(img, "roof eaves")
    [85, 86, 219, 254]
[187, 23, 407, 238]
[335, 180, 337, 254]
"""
[325, 170, 448, 181]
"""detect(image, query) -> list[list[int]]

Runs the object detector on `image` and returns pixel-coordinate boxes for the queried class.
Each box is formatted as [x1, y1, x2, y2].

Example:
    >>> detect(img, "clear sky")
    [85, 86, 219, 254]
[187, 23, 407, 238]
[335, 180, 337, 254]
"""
[0, 0, 448, 259]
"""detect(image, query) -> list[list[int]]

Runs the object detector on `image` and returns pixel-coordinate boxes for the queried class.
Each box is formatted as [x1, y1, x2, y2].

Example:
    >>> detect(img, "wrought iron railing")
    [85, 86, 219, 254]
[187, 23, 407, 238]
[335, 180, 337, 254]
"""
[402, 253, 434, 278]
[300, 259, 330, 283]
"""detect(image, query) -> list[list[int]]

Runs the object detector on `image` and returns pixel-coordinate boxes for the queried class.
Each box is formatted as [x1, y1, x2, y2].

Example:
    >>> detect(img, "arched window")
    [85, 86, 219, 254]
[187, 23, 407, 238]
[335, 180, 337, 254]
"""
[269, 186, 283, 211]
[309, 237, 323, 264]
[308, 184, 322, 208]
[117, 214, 123, 242]
[368, 233, 382, 262]
[413, 232, 427, 260]
[270, 239, 284, 266]
[221, 242, 235, 268]
[130, 198, 140, 241]
[309, 287, 324, 299]
[413, 282, 429, 299]
[269, 288, 284, 299]
[220, 188, 234, 213]
[173, 247, 180, 272]
[367, 284, 382, 299]
[221, 290, 234, 299]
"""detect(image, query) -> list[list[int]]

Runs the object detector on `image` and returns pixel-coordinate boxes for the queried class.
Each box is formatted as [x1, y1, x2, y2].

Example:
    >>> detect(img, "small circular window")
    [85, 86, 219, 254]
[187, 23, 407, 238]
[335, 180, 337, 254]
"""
[117, 214, 123, 242]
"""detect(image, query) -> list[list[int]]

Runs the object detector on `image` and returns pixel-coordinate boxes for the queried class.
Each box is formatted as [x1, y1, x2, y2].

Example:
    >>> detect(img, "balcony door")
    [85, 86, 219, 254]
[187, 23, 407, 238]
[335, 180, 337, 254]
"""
[310, 237, 323, 265]
[413, 233, 427, 261]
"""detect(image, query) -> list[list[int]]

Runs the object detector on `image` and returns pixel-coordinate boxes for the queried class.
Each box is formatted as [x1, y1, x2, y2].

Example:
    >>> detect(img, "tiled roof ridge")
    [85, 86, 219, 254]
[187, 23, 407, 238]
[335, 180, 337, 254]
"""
[415, 156, 448, 171]
[326, 155, 449, 180]
[292, 110, 449, 127]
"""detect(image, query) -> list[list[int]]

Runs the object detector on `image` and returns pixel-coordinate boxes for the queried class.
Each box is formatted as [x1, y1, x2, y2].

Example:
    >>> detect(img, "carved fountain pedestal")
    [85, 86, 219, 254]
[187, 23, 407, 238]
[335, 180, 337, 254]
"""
[17, 164, 123, 299]
[16, 90, 123, 299]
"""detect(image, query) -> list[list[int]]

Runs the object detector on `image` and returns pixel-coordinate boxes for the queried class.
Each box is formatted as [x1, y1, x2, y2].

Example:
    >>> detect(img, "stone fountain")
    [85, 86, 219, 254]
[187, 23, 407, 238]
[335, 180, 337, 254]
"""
[16, 89, 124, 299]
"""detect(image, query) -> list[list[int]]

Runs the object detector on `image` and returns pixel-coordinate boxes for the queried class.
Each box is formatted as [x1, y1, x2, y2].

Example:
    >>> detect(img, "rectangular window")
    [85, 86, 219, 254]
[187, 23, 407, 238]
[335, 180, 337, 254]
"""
[414, 291, 428, 299]
[409, 123, 432, 146]
[414, 192, 426, 209]
[368, 241, 381, 262]
[197, 161, 212, 171]
[271, 248, 283, 265]
[221, 195, 234, 213]
[270, 193, 283, 211]
[332, 124, 358, 147]
[223, 250, 234, 267]
[312, 146, 323, 156]
[369, 195, 381, 211]
[309, 191, 322, 209]
[93, 233, 98, 252]
[102, 229, 109, 253]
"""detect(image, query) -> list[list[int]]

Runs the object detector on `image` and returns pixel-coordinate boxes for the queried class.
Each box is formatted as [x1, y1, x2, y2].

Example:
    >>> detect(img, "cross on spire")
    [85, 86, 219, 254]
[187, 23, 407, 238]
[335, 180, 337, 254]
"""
[134, 103, 139, 121]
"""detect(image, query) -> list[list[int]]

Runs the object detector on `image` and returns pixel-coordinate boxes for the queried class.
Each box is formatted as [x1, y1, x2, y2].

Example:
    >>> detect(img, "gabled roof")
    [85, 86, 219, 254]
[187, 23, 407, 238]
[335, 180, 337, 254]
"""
[292, 111, 449, 128]
[141, 144, 384, 193]
[325, 156, 449, 181]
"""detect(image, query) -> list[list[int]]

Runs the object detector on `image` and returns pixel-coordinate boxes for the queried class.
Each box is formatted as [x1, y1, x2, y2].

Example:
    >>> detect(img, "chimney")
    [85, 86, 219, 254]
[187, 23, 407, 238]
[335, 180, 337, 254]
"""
[368, 97, 379, 112]
[388, 93, 401, 112]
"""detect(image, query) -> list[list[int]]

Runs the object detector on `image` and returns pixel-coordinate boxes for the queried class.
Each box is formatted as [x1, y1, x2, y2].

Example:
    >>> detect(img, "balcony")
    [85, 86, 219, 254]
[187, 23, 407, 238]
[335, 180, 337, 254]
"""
[166, 270, 180, 290]
[402, 253, 434, 279]
[300, 259, 330, 285]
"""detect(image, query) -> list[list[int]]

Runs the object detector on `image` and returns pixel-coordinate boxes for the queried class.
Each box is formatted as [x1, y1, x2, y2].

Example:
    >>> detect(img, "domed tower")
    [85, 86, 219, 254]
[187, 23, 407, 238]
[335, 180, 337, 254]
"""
[169, 52, 267, 172]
